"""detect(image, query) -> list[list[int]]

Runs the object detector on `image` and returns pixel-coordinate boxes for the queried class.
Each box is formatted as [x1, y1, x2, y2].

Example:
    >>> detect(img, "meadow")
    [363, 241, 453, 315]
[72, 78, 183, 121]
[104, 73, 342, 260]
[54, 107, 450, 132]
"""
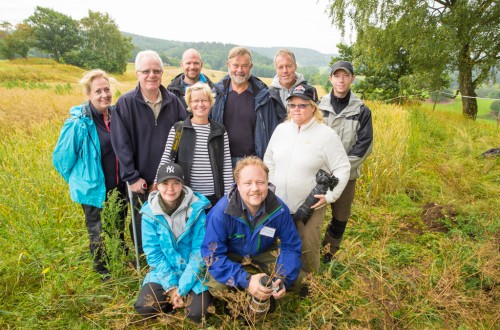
[0, 59, 498, 329]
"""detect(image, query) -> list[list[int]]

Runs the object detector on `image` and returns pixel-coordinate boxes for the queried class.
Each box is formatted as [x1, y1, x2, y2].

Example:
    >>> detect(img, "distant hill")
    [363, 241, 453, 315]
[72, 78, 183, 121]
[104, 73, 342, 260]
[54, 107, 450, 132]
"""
[246, 46, 335, 67]
[122, 32, 336, 71]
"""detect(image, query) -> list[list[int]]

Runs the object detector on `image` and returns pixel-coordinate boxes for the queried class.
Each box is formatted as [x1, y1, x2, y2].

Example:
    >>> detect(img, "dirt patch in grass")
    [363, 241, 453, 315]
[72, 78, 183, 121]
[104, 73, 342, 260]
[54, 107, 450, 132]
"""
[421, 202, 458, 233]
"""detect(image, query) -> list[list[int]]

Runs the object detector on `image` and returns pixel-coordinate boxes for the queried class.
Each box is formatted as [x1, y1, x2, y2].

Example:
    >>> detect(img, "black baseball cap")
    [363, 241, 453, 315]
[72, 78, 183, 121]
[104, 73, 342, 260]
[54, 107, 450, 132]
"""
[156, 162, 184, 184]
[330, 60, 354, 75]
[286, 83, 318, 103]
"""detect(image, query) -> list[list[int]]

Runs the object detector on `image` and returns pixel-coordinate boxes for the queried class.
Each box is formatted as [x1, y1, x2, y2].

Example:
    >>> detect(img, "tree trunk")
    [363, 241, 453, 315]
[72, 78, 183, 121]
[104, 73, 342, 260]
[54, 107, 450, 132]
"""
[457, 45, 478, 120]
[458, 71, 478, 120]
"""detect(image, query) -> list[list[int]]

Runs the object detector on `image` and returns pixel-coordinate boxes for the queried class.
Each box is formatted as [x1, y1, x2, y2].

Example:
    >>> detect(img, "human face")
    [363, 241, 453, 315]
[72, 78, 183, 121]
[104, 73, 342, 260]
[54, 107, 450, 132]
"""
[275, 54, 297, 89]
[136, 56, 163, 94]
[330, 70, 355, 98]
[227, 54, 252, 86]
[88, 77, 112, 113]
[158, 178, 183, 208]
[189, 89, 210, 123]
[237, 165, 268, 216]
[181, 52, 202, 82]
[288, 96, 314, 127]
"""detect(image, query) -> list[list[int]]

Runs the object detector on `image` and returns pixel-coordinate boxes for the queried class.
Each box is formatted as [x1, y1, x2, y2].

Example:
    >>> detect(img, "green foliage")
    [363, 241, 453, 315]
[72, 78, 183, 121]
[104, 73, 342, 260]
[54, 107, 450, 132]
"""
[0, 23, 35, 59]
[1, 80, 50, 89]
[101, 189, 129, 277]
[326, 0, 500, 118]
[64, 11, 133, 74]
[54, 83, 72, 95]
[27, 6, 81, 61]
[490, 100, 500, 112]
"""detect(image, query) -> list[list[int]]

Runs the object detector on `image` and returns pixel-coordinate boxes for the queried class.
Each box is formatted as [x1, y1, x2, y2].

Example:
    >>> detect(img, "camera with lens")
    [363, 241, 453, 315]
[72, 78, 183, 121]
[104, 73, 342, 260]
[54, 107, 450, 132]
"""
[293, 169, 339, 225]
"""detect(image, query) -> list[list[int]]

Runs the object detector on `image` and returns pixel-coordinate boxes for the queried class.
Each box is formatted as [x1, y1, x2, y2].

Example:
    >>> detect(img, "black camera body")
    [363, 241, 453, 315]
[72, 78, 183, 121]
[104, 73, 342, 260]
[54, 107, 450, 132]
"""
[293, 169, 339, 225]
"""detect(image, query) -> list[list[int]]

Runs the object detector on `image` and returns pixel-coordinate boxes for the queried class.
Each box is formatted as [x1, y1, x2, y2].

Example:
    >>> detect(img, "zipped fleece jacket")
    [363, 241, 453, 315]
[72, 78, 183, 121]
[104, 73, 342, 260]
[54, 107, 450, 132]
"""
[319, 91, 373, 180]
[209, 75, 281, 159]
[110, 84, 187, 185]
[201, 185, 302, 289]
[269, 72, 307, 120]
[264, 118, 351, 213]
[53, 103, 106, 208]
[140, 187, 210, 296]
[167, 73, 215, 110]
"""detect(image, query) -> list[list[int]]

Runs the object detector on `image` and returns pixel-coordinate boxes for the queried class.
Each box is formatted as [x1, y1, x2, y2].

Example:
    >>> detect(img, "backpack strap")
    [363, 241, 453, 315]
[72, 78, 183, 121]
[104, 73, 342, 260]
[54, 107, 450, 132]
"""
[170, 121, 184, 162]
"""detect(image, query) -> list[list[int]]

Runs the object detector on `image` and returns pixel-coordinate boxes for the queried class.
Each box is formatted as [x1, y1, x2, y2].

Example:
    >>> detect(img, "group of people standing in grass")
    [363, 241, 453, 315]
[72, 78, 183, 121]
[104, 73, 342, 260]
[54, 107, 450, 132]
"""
[52, 46, 373, 323]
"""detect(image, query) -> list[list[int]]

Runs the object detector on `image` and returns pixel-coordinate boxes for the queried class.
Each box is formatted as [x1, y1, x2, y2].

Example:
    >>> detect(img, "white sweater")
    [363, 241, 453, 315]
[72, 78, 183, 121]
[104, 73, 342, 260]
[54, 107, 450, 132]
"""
[264, 118, 350, 213]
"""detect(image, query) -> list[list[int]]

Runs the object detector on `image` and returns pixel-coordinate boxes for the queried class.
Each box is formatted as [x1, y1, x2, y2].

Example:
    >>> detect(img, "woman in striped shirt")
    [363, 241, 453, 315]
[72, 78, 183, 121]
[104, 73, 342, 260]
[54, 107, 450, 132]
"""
[157, 82, 233, 210]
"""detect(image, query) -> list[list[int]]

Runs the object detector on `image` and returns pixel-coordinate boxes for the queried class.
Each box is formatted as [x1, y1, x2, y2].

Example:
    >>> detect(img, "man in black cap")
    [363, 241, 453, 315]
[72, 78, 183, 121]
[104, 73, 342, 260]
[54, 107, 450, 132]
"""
[318, 60, 374, 262]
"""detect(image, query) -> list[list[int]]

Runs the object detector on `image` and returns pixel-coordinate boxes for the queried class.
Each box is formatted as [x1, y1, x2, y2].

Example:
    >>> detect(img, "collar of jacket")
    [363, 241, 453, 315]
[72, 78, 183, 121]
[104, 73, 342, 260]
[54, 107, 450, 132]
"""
[319, 91, 363, 116]
[224, 183, 281, 219]
[132, 83, 174, 108]
[181, 115, 226, 136]
[290, 116, 318, 131]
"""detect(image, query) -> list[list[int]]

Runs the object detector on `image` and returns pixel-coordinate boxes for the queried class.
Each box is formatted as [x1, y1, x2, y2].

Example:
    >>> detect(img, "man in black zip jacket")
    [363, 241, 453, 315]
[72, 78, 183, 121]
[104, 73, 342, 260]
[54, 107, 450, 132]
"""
[167, 48, 215, 110]
[111, 50, 187, 255]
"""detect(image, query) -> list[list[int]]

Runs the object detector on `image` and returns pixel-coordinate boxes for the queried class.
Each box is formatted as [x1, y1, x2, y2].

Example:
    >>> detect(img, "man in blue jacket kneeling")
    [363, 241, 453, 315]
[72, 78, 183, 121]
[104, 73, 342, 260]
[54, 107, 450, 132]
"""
[201, 156, 302, 319]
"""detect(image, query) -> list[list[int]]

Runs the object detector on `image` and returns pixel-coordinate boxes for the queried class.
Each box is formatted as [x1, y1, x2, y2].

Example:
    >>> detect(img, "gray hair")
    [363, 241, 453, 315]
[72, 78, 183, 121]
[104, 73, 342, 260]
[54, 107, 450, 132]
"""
[135, 50, 163, 71]
[274, 48, 297, 66]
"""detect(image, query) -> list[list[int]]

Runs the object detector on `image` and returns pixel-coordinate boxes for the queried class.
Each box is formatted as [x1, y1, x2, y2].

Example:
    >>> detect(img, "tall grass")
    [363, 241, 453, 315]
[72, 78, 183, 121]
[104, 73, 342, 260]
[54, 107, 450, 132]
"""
[1, 60, 498, 329]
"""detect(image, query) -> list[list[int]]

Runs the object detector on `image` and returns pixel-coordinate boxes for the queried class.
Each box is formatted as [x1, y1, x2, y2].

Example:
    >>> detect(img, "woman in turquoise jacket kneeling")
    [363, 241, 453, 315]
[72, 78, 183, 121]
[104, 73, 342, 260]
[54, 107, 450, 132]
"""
[134, 162, 212, 323]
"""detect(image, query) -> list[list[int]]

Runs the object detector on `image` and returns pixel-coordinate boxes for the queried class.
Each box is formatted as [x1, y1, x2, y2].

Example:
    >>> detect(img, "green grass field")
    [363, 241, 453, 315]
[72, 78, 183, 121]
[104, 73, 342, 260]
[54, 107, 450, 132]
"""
[0, 60, 499, 329]
[421, 96, 499, 124]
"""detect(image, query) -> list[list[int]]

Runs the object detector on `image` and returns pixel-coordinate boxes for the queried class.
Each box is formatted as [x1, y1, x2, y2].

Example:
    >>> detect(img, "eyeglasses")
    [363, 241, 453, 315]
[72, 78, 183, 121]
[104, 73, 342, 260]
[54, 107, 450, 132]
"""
[191, 99, 210, 104]
[287, 103, 310, 110]
[137, 69, 163, 75]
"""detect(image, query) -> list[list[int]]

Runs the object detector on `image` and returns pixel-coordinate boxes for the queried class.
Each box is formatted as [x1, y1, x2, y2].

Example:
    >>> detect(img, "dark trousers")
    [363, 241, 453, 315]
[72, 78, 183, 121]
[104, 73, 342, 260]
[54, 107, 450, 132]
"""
[129, 191, 147, 256]
[322, 179, 357, 253]
[81, 202, 127, 273]
[134, 282, 213, 323]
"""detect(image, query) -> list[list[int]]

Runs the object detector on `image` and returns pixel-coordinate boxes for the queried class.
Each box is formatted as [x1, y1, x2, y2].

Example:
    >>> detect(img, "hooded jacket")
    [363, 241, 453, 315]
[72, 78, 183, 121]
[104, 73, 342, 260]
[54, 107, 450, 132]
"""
[140, 187, 210, 296]
[110, 84, 188, 185]
[201, 185, 302, 289]
[53, 103, 107, 208]
[269, 72, 307, 119]
[209, 75, 282, 159]
[319, 91, 373, 180]
[167, 73, 215, 110]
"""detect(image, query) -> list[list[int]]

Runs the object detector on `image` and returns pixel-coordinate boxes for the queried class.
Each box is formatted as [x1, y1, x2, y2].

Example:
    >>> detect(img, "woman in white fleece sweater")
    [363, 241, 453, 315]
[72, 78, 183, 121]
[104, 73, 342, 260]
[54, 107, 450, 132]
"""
[264, 83, 350, 274]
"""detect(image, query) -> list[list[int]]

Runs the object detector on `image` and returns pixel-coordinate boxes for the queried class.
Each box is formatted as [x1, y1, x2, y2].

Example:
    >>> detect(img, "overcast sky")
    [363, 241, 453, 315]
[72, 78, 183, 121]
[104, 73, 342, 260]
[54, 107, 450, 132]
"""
[1, 0, 348, 54]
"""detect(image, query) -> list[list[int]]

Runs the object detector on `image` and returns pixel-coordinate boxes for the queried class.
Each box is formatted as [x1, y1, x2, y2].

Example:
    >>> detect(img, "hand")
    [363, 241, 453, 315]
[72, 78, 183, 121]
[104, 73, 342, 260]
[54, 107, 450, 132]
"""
[168, 288, 184, 309]
[271, 278, 286, 299]
[310, 194, 327, 209]
[129, 178, 147, 194]
[247, 273, 272, 301]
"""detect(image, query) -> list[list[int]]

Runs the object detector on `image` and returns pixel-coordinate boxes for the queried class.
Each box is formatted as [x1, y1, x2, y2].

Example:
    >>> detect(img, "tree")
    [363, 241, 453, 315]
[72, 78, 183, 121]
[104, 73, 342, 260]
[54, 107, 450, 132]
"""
[27, 6, 81, 61]
[67, 11, 133, 73]
[0, 23, 35, 59]
[327, 0, 500, 119]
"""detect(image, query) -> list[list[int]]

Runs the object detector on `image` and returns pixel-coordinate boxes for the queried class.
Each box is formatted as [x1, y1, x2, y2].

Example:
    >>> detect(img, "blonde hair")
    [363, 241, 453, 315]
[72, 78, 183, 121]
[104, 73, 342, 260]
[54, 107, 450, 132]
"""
[234, 156, 269, 183]
[185, 82, 215, 111]
[79, 69, 115, 95]
[227, 46, 253, 64]
[286, 99, 324, 124]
